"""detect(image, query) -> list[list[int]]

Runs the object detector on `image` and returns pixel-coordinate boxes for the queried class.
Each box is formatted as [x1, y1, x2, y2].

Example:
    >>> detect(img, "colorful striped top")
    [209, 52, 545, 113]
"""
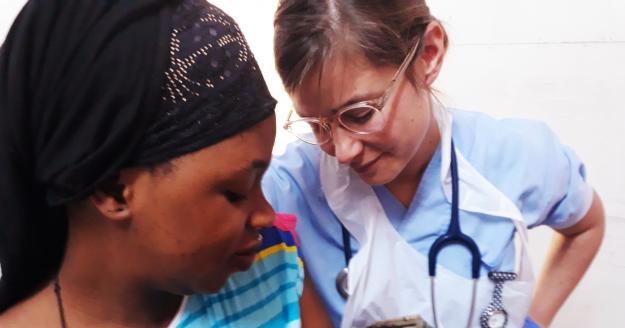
[168, 214, 304, 328]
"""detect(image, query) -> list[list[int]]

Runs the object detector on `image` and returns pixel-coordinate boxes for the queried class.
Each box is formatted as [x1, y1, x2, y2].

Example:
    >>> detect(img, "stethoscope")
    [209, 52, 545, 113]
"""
[335, 141, 516, 328]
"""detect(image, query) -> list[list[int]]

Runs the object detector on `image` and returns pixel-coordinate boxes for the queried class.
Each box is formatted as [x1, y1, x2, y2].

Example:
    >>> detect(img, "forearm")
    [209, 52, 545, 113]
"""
[528, 191, 605, 327]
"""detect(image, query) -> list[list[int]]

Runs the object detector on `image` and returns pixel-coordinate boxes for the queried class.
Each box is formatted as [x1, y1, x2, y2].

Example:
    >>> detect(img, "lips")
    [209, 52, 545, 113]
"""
[352, 154, 383, 174]
[234, 240, 262, 256]
[231, 240, 262, 270]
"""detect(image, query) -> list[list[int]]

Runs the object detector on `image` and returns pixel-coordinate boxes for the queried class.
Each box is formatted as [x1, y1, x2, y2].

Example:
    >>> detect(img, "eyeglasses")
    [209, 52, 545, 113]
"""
[283, 37, 422, 145]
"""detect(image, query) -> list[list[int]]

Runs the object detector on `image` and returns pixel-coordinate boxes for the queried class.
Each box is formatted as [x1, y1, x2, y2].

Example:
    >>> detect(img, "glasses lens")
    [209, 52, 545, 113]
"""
[339, 105, 386, 134]
[285, 120, 330, 144]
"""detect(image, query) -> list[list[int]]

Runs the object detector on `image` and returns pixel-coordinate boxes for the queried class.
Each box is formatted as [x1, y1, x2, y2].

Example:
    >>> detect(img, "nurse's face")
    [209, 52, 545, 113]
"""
[291, 54, 432, 186]
[291, 22, 446, 186]
[120, 116, 276, 294]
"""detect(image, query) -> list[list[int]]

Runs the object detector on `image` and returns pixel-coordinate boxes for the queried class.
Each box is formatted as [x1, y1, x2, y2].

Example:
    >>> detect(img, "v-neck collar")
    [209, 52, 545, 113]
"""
[372, 144, 443, 232]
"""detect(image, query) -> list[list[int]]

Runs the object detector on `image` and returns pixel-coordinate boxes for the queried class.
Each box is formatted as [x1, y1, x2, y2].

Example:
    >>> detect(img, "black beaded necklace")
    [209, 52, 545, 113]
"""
[53, 277, 68, 328]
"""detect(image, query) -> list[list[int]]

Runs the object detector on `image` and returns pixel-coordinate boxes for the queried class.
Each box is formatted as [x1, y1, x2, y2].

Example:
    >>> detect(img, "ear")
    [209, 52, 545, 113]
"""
[419, 21, 448, 86]
[90, 177, 134, 221]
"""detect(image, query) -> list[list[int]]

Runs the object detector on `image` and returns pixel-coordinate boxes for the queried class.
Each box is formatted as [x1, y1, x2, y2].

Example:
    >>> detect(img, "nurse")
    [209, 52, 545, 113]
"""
[263, 0, 605, 327]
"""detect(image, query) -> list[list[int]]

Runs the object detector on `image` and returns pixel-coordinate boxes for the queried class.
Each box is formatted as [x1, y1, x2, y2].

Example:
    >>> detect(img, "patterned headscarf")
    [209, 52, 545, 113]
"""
[133, 0, 276, 165]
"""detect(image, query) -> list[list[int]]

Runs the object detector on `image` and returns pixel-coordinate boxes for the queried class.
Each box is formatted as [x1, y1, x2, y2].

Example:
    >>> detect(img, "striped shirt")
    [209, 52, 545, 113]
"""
[169, 215, 304, 328]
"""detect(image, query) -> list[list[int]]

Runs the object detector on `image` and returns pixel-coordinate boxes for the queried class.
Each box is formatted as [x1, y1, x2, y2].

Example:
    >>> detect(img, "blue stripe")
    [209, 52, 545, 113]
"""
[220, 245, 300, 288]
[203, 263, 300, 307]
[209, 281, 298, 327]
[178, 263, 301, 327]
[258, 301, 301, 328]
[259, 227, 297, 249]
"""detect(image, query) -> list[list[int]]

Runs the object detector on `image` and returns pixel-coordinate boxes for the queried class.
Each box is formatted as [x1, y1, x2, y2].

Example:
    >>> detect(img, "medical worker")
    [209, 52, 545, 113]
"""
[262, 0, 605, 327]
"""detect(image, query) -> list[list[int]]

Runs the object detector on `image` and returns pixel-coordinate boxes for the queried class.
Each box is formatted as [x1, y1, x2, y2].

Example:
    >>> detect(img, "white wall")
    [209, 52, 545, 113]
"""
[200, 0, 625, 220]
[429, 0, 625, 219]
[2, 1, 624, 326]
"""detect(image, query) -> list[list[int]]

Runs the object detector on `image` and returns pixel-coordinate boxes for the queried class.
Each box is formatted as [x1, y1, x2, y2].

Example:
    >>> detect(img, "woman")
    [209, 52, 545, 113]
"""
[263, 0, 605, 327]
[0, 0, 330, 327]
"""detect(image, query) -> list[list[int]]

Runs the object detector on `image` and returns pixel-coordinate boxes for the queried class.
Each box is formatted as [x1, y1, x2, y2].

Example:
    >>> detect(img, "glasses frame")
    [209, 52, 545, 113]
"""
[284, 37, 423, 145]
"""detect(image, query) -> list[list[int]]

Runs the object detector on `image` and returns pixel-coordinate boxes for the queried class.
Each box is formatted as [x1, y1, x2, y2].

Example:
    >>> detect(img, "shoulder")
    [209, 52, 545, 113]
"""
[265, 140, 322, 185]
[262, 141, 323, 208]
[451, 109, 593, 228]
[258, 215, 300, 259]
[451, 109, 560, 169]
[0, 285, 58, 328]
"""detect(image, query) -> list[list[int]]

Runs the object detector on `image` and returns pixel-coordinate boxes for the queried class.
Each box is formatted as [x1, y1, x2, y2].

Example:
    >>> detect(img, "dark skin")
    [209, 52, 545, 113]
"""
[0, 115, 332, 328]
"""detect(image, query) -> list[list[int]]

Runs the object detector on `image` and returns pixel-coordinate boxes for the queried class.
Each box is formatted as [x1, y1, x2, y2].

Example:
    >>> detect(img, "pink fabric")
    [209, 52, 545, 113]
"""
[274, 213, 299, 244]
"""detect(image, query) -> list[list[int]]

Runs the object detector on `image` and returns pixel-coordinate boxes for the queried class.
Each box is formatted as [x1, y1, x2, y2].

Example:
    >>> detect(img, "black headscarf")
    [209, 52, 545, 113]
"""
[0, 0, 276, 311]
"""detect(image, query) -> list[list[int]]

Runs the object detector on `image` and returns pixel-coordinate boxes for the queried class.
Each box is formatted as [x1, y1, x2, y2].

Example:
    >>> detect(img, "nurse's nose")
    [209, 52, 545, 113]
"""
[331, 125, 363, 165]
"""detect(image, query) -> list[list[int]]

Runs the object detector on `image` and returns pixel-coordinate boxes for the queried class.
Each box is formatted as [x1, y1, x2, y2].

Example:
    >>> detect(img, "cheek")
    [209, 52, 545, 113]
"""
[134, 192, 245, 259]
[171, 201, 245, 256]
[388, 106, 431, 151]
[359, 129, 401, 154]
[137, 201, 247, 290]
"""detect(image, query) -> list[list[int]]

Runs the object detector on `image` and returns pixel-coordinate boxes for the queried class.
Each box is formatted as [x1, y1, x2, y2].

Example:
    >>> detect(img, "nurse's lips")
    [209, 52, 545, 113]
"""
[352, 155, 383, 174]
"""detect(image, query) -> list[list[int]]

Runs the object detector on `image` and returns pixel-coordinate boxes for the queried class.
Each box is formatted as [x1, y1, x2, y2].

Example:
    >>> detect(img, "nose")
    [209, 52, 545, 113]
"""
[331, 125, 363, 165]
[249, 190, 275, 229]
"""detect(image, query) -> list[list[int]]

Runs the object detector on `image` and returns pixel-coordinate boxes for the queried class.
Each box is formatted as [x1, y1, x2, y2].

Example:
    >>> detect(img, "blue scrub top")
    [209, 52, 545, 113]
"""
[262, 109, 593, 327]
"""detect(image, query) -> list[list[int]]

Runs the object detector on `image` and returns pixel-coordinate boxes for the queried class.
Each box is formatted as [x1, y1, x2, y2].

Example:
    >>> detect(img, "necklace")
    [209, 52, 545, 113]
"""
[53, 277, 68, 328]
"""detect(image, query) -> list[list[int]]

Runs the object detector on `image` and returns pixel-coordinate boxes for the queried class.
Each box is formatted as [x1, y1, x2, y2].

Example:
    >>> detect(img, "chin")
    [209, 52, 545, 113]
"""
[200, 278, 229, 294]
[358, 171, 396, 186]
[358, 164, 401, 186]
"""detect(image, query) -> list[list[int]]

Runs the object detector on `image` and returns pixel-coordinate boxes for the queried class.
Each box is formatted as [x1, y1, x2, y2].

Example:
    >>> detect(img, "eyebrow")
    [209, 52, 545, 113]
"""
[218, 159, 270, 186]
[226, 159, 269, 177]
[298, 90, 383, 118]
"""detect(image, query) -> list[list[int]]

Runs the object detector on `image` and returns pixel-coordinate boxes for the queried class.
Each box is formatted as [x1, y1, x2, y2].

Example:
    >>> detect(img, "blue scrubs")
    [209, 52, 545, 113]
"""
[262, 109, 593, 327]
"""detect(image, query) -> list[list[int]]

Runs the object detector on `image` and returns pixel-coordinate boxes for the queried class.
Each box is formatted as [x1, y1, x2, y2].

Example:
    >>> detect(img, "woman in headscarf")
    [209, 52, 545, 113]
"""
[0, 0, 330, 327]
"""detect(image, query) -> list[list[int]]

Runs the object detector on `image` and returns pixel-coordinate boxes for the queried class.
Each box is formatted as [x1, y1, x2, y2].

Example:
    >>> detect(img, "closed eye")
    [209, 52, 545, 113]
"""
[223, 190, 247, 204]
[342, 107, 375, 125]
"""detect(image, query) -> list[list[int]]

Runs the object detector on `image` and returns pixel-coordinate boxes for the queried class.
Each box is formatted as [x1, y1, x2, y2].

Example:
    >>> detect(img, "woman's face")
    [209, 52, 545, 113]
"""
[291, 53, 434, 186]
[122, 116, 277, 294]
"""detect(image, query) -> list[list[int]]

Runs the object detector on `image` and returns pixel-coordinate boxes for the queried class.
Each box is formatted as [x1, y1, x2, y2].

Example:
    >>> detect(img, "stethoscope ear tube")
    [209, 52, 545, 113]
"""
[427, 140, 481, 279]
[341, 224, 353, 265]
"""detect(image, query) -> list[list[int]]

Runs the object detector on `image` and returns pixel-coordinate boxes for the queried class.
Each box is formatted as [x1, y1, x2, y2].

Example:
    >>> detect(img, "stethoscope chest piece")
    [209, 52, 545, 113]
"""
[336, 267, 350, 299]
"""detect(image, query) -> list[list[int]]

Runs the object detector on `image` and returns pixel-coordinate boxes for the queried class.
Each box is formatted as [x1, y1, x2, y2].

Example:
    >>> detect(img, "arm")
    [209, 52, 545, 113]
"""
[528, 190, 605, 327]
[300, 273, 333, 328]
